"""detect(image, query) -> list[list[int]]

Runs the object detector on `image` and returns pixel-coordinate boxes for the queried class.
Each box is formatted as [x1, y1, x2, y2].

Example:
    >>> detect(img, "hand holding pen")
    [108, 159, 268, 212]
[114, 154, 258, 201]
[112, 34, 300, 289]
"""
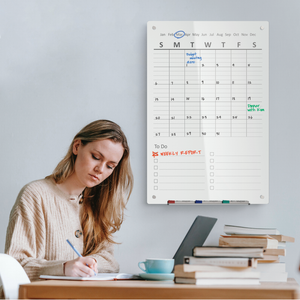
[65, 239, 97, 277]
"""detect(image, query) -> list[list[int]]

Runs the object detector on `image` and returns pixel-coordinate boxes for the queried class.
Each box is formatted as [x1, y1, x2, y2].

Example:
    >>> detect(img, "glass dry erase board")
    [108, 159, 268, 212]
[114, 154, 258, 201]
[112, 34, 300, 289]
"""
[147, 21, 269, 205]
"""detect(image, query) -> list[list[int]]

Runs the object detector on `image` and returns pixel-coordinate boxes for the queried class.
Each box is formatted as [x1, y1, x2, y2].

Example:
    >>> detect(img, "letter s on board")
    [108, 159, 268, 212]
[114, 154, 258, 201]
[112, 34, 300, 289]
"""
[159, 42, 163, 48]
[253, 42, 256, 48]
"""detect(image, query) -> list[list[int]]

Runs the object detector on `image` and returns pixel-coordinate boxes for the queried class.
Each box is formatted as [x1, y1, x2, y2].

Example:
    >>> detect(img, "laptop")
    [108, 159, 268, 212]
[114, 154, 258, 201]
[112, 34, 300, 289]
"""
[173, 215, 217, 266]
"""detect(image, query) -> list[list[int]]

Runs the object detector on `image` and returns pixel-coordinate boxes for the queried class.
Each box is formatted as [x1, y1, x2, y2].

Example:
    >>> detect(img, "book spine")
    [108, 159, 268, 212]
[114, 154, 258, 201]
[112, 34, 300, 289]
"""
[184, 257, 256, 268]
[174, 271, 260, 279]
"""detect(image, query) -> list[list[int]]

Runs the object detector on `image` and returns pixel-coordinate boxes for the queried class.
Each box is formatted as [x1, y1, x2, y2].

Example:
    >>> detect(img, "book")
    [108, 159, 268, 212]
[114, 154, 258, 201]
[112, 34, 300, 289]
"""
[269, 235, 295, 243]
[40, 273, 140, 281]
[174, 270, 260, 279]
[175, 277, 260, 285]
[256, 262, 286, 273]
[184, 256, 258, 268]
[257, 259, 280, 264]
[193, 246, 264, 258]
[178, 263, 256, 273]
[219, 235, 278, 249]
[256, 263, 287, 282]
[174, 265, 259, 278]
[177, 263, 289, 281]
[263, 248, 286, 256]
[259, 254, 279, 261]
[278, 242, 287, 248]
[259, 272, 288, 282]
[224, 224, 280, 235]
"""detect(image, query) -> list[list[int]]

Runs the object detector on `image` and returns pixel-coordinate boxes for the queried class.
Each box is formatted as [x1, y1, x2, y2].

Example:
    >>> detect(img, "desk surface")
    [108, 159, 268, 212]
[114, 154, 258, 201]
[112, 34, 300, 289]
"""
[19, 278, 300, 299]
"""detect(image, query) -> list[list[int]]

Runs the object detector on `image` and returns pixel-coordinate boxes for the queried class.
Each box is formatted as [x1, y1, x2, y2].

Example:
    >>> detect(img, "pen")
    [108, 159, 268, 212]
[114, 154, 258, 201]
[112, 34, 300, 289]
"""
[66, 239, 96, 276]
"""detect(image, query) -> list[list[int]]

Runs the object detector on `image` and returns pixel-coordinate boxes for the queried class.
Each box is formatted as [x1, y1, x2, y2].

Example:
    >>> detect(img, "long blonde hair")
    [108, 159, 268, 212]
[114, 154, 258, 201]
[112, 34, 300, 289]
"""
[52, 120, 133, 255]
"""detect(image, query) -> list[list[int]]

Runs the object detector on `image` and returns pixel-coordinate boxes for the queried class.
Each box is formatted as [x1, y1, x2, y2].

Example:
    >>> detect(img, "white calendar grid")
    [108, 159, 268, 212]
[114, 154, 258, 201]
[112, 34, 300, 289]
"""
[153, 49, 263, 138]
[147, 21, 269, 204]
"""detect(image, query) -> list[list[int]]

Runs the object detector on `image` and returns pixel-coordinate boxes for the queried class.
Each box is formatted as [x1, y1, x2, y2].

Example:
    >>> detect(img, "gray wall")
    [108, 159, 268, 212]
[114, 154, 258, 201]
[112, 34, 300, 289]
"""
[1, 0, 300, 283]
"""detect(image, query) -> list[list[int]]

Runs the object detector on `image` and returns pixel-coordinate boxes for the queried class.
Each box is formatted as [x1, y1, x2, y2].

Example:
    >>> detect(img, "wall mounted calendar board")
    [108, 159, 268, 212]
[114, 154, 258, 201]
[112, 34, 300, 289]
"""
[147, 22, 269, 205]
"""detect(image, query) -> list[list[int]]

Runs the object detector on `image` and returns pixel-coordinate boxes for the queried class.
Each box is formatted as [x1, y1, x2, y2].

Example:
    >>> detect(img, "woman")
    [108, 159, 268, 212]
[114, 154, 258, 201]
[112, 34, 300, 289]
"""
[5, 120, 133, 281]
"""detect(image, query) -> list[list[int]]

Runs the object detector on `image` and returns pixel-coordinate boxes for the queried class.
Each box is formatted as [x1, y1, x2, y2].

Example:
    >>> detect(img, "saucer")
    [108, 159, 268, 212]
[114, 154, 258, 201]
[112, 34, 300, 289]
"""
[139, 273, 174, 281]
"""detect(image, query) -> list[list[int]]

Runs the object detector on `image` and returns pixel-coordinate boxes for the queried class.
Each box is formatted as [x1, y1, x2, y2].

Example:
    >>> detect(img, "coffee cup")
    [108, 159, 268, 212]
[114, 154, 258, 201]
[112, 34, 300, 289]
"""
[138, 258, 174, 273]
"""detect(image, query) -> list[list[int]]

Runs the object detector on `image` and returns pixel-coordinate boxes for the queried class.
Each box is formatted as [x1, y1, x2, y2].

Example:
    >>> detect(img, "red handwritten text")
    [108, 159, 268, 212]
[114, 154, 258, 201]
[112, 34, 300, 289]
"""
[152, 151, 159, 158]
[156, 150, 202, 157]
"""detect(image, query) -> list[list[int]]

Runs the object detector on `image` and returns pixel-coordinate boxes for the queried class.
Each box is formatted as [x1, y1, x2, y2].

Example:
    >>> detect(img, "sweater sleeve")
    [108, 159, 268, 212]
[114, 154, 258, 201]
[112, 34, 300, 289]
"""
[88, 241, 119, 273]
[5, 186, 67, 281]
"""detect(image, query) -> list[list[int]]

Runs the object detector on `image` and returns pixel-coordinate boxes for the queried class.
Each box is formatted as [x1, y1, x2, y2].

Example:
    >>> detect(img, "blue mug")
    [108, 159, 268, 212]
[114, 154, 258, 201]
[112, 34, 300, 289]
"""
[138, 258, 174, 273]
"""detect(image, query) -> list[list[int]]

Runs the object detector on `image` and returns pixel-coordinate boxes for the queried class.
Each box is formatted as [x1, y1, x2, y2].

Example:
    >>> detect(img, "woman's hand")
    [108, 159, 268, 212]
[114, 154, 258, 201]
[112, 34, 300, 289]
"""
[64, 257, 98, 277]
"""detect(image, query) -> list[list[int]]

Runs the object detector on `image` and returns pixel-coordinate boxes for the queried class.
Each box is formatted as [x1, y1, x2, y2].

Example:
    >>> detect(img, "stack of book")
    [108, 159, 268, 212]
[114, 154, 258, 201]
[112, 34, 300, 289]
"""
[174, 247, 262, 285]
[219, 224, 295, 282]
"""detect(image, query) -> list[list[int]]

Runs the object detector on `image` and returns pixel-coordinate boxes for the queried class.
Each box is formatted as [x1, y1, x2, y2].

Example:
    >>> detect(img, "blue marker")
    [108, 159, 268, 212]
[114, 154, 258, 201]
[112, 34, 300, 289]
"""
[66, 239, 96, 276]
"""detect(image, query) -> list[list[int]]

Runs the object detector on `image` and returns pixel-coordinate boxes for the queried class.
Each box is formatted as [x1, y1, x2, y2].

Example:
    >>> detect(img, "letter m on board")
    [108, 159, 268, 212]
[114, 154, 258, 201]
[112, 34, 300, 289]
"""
[174, 42, 180, 48]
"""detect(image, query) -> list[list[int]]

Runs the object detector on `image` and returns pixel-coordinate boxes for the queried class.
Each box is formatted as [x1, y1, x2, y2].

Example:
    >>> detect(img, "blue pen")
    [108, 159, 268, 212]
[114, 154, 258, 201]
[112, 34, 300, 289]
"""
[66, 239, 96, 276]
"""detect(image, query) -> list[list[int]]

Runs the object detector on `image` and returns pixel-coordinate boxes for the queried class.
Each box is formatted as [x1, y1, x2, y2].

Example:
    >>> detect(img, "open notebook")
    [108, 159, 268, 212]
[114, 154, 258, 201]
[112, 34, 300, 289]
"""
[40, 273, 140, 281]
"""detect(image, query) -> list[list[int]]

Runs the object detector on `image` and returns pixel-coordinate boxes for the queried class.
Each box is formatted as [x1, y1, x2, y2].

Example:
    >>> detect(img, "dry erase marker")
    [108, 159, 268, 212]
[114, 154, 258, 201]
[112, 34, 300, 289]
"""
[167, 200, 195, 204]
[229, 200, 250, 205]
[221, 200, 250, 205]
[201, 200, 222, 205]
[195, 200, 220, 204]
[66, 239, 96, 276]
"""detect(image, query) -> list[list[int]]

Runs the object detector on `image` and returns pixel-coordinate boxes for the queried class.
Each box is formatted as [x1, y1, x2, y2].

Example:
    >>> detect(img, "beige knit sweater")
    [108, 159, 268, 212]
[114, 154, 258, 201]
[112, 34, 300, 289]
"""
[5, 177, 119, 282]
